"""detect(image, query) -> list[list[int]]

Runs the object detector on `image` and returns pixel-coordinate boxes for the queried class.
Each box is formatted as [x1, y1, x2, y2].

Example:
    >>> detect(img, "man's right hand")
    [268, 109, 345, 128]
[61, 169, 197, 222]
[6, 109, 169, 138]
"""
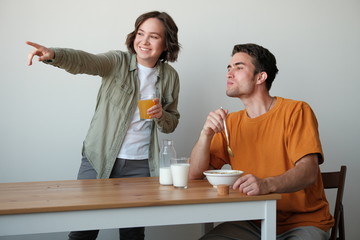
[201, 108, 229, 137]
[26, 41, 55, 66]
[189, 108, 228, 180]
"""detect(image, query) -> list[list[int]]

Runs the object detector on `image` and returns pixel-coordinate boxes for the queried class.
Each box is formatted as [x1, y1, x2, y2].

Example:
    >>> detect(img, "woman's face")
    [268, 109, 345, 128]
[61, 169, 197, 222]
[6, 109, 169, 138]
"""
[134, 17, 166, 68]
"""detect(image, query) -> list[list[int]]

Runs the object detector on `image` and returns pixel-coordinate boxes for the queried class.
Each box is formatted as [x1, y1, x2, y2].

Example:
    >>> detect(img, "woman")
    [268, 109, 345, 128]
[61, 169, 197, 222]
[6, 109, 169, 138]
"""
[27, 11, 181, 240]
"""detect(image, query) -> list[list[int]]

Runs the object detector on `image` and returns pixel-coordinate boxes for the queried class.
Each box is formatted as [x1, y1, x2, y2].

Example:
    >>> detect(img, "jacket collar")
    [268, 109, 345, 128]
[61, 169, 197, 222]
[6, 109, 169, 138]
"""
[129, 52, 163, 78]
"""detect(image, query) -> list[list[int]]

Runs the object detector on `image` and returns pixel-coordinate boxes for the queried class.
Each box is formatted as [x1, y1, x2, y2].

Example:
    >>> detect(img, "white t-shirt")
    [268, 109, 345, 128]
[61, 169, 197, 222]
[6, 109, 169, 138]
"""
[117, 64, 157, 160]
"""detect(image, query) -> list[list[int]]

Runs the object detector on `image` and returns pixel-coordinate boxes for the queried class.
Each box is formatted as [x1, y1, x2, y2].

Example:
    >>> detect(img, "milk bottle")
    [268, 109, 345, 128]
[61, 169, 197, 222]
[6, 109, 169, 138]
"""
[159, 139, 176, 185]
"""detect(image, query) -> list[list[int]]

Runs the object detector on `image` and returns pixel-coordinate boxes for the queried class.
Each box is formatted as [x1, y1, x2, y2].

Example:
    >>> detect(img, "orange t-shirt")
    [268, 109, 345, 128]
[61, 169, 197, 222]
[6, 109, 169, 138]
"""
[210, 97, 334, 234]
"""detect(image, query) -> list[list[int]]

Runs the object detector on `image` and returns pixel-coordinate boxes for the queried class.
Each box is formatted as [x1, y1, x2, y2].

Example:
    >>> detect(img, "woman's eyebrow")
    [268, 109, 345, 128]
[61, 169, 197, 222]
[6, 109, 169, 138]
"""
[138, 28, 162, 36]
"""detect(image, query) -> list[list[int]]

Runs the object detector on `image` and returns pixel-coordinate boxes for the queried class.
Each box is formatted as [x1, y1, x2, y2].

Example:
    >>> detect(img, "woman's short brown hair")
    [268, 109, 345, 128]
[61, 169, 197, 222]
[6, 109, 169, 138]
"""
[125, 11, 180, 63]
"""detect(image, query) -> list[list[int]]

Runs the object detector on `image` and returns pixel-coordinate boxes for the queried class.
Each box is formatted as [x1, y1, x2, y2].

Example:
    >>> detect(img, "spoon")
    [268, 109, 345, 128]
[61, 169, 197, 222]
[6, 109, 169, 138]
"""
[221, 107, 234, 157]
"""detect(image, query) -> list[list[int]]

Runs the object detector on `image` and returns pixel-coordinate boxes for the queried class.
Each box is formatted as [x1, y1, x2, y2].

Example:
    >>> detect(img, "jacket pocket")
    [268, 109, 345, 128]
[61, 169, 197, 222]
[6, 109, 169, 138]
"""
[107, 77, 134, 105]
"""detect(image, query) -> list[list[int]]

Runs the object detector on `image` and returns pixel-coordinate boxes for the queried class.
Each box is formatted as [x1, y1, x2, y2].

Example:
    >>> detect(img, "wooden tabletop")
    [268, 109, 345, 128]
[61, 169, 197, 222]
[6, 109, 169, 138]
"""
[0, 177, 281, 215]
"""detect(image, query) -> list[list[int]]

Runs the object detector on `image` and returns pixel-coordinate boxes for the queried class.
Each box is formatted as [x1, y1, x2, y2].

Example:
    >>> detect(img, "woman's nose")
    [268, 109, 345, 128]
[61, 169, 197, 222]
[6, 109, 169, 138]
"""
[142, 36, 150, 44]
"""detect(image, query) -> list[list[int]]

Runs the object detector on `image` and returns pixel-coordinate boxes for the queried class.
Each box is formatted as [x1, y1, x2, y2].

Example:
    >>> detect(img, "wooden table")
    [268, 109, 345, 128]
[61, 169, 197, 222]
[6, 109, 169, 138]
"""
[0, 177, 281, 239]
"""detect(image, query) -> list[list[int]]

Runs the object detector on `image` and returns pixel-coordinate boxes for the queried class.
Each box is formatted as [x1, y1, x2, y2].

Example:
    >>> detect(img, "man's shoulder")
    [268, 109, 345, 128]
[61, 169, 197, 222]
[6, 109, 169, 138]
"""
[277, 97, 317, 123]
[280, 97, 312, 110]
[227, 109, 246, 121]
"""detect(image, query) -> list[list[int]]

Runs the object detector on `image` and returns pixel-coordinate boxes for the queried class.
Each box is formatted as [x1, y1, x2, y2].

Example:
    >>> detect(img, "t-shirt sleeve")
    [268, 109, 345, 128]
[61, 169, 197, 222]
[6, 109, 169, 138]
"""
[287, 103, 324, 164]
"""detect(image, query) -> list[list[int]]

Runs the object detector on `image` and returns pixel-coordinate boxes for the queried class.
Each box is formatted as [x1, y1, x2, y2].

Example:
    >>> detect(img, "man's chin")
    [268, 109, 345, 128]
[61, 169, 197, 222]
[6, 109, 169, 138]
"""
[226, 91, 236, 98]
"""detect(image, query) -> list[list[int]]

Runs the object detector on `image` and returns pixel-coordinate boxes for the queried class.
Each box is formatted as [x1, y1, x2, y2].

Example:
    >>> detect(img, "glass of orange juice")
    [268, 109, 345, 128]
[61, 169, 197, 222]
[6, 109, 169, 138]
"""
[138, 94, 156, 120]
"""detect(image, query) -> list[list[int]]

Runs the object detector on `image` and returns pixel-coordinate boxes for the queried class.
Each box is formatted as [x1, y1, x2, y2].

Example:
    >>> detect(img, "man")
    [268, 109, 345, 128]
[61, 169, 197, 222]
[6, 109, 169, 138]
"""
[189, 43, 334, 240]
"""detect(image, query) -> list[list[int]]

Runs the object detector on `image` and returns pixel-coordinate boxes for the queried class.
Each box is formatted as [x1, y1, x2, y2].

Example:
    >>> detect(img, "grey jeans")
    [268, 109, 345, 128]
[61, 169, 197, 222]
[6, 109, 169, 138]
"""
[68, 156, 150, 240]
[200, 221, 329, 240]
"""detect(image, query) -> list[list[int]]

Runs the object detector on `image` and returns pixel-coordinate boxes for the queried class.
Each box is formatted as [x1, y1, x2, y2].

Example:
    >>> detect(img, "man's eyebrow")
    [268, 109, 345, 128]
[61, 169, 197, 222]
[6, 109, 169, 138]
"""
[227, 62, 245, 69]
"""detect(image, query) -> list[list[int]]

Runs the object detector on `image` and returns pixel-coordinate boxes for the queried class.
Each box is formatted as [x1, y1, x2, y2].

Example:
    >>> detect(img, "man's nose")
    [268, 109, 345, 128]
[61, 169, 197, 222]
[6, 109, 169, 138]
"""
[227, 70, 234, 78]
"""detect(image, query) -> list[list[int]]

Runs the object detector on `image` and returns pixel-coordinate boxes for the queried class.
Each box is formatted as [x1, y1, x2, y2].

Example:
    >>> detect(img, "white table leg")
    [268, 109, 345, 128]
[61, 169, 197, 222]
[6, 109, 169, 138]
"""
[261, 200, 277, 240]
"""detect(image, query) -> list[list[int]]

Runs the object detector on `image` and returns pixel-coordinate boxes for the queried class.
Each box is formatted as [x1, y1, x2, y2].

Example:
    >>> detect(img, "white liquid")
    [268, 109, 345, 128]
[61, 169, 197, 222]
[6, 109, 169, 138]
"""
[159, 167, 173, 185]
[171, 163, 190, 188]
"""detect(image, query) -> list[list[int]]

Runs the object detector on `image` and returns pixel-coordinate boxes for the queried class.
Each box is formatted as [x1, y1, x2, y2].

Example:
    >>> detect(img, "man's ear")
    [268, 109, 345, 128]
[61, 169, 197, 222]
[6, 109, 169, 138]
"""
[256, 72, 268, 85]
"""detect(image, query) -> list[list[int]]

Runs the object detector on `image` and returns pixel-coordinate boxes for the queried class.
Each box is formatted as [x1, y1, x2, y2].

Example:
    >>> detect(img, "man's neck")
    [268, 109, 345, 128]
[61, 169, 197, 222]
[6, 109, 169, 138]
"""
[242, 94, 275, 118]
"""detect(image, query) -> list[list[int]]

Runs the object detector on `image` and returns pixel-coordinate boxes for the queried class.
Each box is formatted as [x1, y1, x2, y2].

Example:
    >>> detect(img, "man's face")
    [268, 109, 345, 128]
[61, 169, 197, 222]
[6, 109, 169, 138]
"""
[226, 52, 259, 98]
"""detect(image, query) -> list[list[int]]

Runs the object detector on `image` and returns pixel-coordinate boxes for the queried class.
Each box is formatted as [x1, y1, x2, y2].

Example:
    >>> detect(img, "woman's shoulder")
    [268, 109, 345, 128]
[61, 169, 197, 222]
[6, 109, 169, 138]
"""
[104, 50, 131, 59]
[158, 61, 179, 79]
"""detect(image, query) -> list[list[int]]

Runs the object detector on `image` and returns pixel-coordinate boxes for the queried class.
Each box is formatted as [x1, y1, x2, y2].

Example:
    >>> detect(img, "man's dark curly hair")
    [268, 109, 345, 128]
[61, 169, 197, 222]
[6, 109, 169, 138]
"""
[232, 43, 279, 90]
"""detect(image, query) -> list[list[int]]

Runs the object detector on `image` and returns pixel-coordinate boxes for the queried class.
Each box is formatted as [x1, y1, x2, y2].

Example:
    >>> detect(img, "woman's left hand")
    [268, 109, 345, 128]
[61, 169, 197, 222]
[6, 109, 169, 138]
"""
[148, 98, 163, 119]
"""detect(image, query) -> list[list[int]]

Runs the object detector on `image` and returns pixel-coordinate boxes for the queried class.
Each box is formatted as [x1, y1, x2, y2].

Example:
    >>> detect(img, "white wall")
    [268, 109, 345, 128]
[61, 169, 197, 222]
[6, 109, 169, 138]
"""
[1, 0, 359, 239]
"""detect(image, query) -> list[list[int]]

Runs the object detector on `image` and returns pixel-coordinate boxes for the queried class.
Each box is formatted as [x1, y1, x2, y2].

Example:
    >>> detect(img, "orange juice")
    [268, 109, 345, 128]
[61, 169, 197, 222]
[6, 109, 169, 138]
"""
[138, 99, 155, 119]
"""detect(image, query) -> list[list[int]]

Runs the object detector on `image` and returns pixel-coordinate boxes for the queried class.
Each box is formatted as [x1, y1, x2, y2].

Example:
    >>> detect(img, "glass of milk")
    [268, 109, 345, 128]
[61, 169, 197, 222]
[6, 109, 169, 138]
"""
[170, 157, 190, 188]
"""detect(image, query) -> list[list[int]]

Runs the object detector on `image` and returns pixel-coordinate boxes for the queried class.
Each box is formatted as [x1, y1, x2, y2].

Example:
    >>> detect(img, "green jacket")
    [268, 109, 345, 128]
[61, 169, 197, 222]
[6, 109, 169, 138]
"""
[48, 49, 180, 178]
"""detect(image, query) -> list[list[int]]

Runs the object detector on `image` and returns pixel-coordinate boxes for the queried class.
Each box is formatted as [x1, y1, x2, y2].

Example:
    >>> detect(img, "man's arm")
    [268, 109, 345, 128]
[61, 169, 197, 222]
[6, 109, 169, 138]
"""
[189, 108, 228, 180]
[189, 131, 213, 180]
[233, 154, 319, 195]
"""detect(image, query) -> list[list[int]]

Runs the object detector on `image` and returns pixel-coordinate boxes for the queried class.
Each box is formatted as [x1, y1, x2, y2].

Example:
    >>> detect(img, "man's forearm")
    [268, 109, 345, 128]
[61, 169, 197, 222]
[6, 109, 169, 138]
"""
[265, 154, 319, 193]
[189, 131, 213, 179]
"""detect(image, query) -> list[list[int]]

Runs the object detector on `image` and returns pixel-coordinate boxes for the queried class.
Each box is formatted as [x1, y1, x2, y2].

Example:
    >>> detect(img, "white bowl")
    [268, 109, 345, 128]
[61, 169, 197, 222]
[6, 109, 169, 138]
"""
[203, 170, 244, 187]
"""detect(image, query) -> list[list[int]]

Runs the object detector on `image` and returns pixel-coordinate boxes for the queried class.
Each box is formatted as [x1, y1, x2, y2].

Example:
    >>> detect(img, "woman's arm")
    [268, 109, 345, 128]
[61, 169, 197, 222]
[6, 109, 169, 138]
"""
[154, 72, 180, 133]
[26, 41, 114, 77]
[27, 41, 55, 65]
